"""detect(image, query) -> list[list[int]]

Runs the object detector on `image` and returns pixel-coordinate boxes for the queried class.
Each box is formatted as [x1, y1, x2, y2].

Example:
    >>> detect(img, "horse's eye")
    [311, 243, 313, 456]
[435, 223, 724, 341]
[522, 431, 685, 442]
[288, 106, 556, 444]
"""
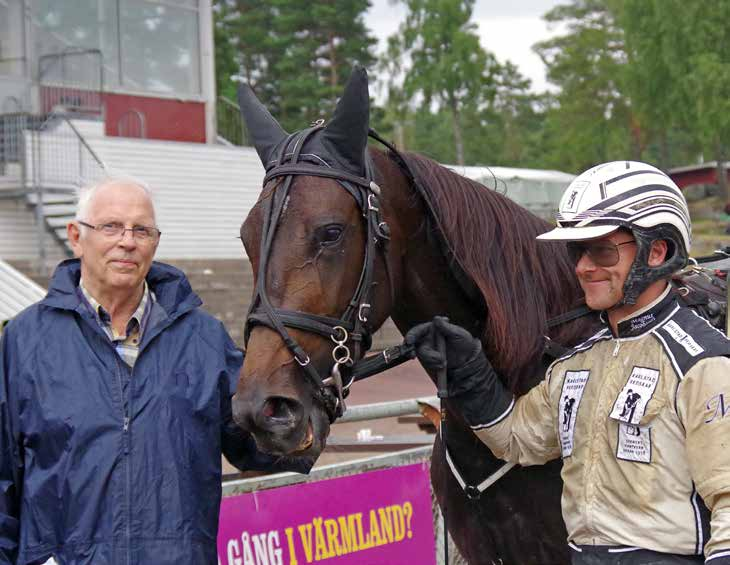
[320, 225, 344, 245]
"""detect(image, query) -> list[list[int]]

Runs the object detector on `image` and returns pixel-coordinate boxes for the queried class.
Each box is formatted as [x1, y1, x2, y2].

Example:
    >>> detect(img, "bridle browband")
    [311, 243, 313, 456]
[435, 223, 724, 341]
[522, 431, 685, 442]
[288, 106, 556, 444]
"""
[244, 123, 392, 422]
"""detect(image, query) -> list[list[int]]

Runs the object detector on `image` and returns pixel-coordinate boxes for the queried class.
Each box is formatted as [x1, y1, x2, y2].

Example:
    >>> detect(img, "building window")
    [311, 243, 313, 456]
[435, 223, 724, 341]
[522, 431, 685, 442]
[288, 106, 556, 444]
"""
[28, 0, 201, 96]
[31, 0, 119, 88]
[119, 0, 200, 96]
[0, 0, 26, 77]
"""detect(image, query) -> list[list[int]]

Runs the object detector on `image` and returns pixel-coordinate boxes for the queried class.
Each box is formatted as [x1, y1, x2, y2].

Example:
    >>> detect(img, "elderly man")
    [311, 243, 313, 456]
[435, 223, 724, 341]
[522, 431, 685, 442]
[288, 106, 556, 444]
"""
[0, 177, 309, 565]
[408, 161, 730, 564]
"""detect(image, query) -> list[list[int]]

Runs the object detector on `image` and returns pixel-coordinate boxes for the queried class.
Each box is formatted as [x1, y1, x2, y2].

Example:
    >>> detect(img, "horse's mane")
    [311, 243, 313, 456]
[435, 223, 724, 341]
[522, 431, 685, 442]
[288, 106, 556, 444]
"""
[398, 152, 592, 391]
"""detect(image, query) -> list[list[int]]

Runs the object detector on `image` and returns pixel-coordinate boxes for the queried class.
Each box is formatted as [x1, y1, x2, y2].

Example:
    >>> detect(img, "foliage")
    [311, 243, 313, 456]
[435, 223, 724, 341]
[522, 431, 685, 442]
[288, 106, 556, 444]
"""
[388, 0, 499, 165]
[213, 0, 730, 186]
[533, 0, 633, 173]
[381, 0, 543, 167]
[213, 0, 376, 132]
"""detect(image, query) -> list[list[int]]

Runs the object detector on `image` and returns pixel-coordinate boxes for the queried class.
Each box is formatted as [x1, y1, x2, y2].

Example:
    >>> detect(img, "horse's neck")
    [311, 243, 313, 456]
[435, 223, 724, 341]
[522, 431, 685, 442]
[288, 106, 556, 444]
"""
[394, 236, 481, 334]
[391, 189, 484, 335]
[371, 150, 483, 339]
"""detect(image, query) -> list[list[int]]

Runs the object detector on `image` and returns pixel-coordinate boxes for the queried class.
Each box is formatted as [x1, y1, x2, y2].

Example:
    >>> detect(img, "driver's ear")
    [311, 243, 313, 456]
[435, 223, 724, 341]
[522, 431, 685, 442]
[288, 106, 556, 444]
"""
[647, 239, 668, 267]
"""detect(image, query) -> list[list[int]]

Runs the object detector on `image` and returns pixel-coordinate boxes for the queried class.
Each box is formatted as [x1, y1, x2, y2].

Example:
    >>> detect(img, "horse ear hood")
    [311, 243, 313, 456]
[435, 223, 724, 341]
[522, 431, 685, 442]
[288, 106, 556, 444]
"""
[321, 66, 370, 176]
[237, 84, 288, 166]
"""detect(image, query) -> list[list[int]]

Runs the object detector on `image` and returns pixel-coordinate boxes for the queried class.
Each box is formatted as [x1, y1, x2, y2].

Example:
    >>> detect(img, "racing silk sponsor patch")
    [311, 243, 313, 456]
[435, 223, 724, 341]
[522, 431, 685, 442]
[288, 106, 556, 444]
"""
[609, 366, 660, 425]
[663, 320, 704, 357]
[559, 370, 590, 457]
[616, 423, 652, 463]
[629, 312, 655, 334]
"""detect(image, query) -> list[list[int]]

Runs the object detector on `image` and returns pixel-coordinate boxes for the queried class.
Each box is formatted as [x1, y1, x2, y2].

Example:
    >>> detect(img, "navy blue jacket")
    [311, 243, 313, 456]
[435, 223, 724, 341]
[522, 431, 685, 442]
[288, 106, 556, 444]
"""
[0, 260, 305, 565]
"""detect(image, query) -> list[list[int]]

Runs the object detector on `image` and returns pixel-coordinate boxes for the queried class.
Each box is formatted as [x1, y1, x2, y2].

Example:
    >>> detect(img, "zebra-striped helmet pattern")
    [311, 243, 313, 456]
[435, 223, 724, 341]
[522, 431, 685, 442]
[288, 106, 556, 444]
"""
[538, 161, 691, 305]
[538, 160, 691, 255]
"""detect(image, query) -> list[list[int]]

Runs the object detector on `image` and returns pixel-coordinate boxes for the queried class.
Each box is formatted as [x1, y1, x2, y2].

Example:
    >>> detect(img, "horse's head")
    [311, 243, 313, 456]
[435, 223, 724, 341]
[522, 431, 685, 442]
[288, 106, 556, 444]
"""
[232, 68, 396, 458]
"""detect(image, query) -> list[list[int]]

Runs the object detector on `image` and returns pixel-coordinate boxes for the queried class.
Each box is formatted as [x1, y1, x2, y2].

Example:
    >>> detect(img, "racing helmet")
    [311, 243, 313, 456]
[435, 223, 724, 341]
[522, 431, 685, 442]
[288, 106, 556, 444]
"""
[538, 161, 691, 305]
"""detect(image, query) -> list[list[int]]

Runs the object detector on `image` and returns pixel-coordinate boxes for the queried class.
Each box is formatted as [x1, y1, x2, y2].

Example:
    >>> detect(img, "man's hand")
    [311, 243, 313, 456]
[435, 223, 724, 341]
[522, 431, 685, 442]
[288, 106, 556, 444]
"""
[405, 316, 481, 376]
[405, 316, 513, 428]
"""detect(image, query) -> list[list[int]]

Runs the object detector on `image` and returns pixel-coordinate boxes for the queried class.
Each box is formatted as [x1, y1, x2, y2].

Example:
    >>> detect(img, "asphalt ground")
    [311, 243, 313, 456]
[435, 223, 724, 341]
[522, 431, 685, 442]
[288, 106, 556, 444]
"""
[223, 359, 437, 476]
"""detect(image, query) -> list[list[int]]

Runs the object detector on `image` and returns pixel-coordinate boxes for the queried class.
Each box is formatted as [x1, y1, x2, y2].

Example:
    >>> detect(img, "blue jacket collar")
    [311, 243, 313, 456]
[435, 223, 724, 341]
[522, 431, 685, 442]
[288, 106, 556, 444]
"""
[41, 259, 202, 318]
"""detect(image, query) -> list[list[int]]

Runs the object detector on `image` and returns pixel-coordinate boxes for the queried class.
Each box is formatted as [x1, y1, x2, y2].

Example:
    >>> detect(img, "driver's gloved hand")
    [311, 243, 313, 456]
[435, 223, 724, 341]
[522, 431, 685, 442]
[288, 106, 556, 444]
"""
[405, 316, 514, 428]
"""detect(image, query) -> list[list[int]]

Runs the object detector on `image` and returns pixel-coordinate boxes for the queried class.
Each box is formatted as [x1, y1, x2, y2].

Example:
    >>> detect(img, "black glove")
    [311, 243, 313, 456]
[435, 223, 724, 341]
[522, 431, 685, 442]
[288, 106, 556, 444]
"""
[405, 316, 513, 428]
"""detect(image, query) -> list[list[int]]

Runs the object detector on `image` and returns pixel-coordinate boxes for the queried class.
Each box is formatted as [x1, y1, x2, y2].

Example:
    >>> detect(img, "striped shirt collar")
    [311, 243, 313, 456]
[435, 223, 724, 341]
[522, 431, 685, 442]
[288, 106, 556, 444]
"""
[79, 279, 151, 341]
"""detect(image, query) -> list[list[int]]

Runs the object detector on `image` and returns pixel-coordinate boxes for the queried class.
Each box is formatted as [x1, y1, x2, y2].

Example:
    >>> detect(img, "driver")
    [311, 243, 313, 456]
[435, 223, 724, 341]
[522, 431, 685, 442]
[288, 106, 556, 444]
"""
[407, 161, 730, 564]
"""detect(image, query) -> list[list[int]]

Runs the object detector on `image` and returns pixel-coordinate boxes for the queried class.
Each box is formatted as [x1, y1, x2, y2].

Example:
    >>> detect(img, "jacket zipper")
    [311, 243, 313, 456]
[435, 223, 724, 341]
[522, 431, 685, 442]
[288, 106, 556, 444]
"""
[114, 356, 133, 565]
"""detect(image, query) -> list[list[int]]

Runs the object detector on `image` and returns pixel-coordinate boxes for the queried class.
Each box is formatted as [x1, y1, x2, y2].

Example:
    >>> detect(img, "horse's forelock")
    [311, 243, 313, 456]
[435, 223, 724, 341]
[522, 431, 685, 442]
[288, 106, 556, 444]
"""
[400, 153, 583, 391]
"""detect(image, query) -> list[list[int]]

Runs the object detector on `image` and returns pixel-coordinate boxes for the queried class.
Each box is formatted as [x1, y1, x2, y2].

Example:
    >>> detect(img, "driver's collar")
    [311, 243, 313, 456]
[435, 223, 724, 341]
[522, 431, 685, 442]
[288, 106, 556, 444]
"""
[609, 285, 675, 338]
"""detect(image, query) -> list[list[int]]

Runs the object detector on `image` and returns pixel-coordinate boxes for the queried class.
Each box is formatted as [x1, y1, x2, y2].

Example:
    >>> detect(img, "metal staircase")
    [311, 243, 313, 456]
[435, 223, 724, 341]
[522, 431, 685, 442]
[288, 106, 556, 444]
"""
[0, 112, 107, 266]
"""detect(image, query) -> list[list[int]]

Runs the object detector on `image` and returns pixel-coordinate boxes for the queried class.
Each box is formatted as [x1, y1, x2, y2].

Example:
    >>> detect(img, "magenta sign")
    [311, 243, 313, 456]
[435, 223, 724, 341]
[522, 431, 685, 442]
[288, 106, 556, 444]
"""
[217, 462, 436, 565]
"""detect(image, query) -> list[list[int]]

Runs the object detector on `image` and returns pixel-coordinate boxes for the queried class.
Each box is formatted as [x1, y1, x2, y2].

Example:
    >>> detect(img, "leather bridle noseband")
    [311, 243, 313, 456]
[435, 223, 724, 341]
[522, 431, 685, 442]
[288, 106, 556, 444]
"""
[244, 123, 391, 422]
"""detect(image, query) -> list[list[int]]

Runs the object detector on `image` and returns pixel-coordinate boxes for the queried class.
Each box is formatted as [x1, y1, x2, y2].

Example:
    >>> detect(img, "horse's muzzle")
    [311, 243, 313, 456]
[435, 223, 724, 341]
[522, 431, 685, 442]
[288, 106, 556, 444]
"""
[232, 390, 319, 455]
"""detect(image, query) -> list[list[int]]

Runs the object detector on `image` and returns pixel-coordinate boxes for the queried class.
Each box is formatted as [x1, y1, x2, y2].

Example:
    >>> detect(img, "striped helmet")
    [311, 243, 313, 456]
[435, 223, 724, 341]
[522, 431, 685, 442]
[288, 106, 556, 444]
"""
[538, 161, 691, 305]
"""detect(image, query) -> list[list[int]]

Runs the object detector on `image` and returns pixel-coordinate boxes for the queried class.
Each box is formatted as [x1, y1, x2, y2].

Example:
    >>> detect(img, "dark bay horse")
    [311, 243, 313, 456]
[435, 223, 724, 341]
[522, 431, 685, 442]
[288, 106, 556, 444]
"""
[232, 68, 599, 564]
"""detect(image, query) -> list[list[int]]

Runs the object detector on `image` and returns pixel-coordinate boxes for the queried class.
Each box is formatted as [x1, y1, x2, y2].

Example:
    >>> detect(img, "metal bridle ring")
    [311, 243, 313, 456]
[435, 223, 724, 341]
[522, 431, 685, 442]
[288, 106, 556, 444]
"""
[332, 344, 352, 365]
[331, 325, 348, 345]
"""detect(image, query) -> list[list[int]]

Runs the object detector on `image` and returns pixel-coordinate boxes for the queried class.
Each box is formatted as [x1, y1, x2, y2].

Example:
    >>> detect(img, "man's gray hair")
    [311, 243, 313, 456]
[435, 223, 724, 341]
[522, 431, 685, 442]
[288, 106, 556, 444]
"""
[75, 174, 156, 222]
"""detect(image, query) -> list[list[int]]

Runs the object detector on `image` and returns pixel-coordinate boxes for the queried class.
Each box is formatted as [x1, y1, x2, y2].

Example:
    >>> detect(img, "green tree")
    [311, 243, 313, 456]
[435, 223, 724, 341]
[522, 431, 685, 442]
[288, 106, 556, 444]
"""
[618, 0, 698, 170]
[213, 1, 376, 132]
[666, 0, 730, 200]
[265, 0, 377, 130]
[534, 0, 632, 173]
[485, 61, 545, 167]
[212, 1, 280, 99]
[391, 0, 499, 165]
[212, 2, 239, 101]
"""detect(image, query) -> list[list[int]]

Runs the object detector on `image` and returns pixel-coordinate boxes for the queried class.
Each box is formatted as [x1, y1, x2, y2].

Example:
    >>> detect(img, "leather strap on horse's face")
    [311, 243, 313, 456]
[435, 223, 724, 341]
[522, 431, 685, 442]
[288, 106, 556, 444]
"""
[244, 124, 390, 422]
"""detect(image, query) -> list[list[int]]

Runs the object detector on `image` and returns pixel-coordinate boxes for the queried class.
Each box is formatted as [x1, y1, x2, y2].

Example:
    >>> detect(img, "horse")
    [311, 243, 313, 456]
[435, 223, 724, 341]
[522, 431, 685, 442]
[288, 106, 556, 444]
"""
[231, 67, 600, 564]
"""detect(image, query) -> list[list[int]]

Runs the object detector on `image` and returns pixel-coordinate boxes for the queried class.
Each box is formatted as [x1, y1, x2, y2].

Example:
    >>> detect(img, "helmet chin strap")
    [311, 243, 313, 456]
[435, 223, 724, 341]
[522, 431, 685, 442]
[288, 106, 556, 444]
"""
[620, 227, 686, 307]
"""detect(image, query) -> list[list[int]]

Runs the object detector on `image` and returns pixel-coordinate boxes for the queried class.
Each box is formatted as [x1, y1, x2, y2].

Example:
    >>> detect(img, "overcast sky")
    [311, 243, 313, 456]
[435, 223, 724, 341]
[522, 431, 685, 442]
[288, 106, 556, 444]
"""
[365, 0, 565, 95]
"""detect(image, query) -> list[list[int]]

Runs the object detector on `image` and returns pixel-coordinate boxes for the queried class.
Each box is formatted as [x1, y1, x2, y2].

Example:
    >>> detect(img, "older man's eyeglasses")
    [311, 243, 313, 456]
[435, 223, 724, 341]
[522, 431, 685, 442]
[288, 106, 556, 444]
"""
[78, 221, 161, 242]
[567, 240, 636, 267]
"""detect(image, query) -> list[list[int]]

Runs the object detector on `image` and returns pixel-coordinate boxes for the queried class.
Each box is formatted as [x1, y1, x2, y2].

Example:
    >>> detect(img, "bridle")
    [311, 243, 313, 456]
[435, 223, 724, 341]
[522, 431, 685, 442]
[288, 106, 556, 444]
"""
[244, 122, 391, 422]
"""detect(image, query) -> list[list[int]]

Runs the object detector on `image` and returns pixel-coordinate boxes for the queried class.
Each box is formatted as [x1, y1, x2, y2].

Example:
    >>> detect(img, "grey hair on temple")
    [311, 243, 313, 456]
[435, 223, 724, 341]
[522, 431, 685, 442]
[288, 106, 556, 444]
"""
[75, 174, 156, 222]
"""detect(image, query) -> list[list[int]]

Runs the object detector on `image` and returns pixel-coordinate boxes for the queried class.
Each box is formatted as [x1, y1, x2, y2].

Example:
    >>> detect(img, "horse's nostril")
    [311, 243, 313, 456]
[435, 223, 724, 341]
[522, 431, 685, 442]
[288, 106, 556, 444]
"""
[261, 396, 303, 426]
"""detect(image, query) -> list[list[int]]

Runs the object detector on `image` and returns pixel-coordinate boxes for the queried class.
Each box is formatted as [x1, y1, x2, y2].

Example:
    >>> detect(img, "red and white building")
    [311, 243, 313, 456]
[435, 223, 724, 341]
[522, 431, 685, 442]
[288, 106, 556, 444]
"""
[1, 0, 217, 143]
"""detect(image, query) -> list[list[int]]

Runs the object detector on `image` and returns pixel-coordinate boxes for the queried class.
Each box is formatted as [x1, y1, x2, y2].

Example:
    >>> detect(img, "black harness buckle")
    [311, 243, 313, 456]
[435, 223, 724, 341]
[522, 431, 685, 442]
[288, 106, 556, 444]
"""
[464, 485, 482, 500]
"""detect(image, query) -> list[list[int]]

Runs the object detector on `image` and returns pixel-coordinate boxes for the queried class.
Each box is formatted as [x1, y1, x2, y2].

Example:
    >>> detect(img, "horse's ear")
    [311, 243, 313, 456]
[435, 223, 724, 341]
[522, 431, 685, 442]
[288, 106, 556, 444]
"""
[237, 84, 288, 166]
[321, 66, 370, 174]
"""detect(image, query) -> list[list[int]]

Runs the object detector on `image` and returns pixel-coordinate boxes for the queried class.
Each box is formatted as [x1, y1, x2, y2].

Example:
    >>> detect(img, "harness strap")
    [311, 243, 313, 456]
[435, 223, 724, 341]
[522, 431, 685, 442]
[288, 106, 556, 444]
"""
[350, 343, 415, 381]
[547, 304, 592, 328]
[264, 163, 373, 189]
[544, 336, 571, 359]
[248, 310, 357, 340]
[443, 442, 516, 500]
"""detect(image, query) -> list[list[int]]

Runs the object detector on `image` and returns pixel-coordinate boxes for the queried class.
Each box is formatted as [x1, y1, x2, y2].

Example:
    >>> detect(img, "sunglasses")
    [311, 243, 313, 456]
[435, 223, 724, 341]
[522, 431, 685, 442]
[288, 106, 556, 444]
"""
[567, 240, 636, 267]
